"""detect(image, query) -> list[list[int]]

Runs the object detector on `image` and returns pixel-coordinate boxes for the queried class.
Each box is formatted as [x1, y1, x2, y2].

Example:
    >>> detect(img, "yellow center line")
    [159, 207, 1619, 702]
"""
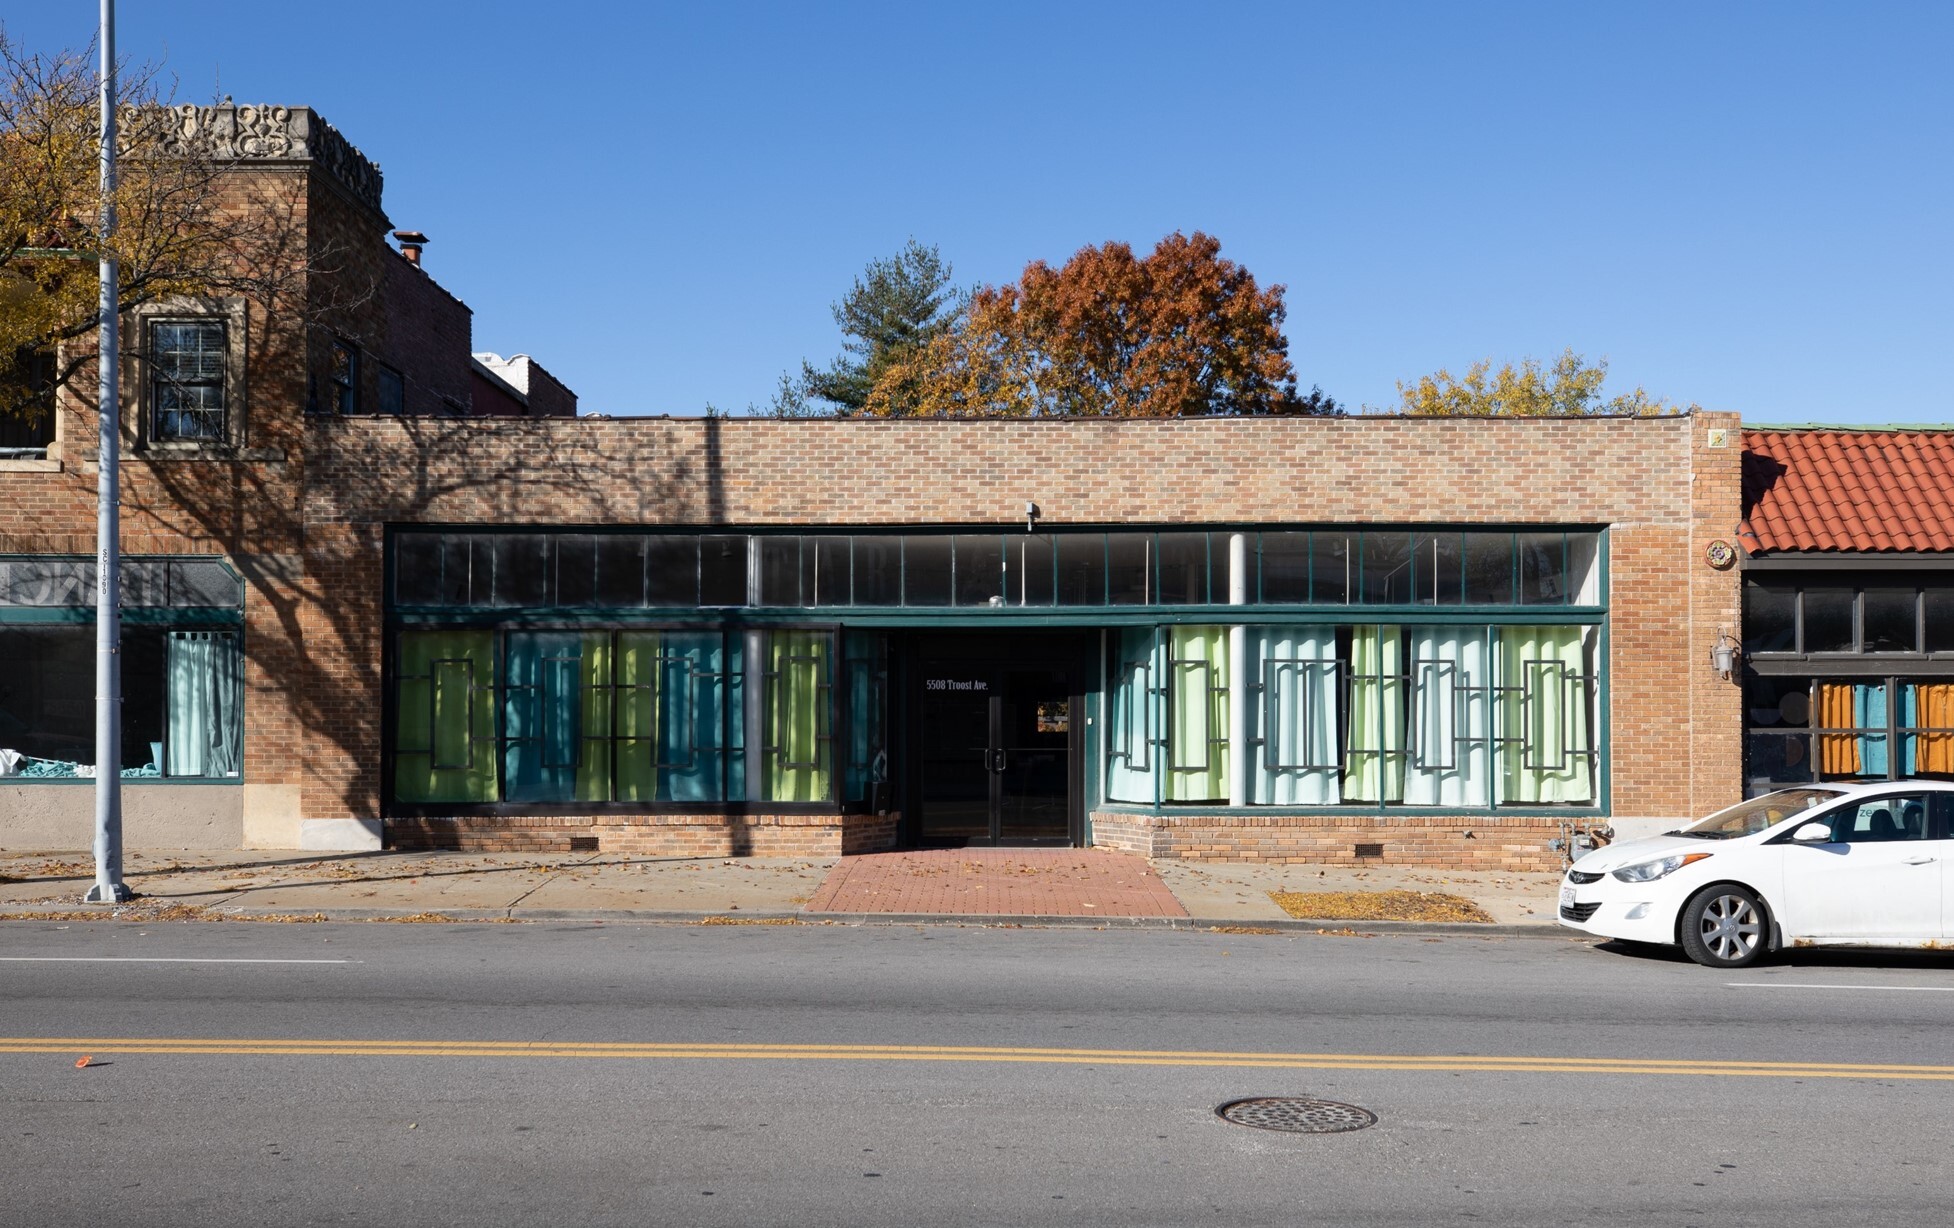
[3, 1037, 1951, 1080]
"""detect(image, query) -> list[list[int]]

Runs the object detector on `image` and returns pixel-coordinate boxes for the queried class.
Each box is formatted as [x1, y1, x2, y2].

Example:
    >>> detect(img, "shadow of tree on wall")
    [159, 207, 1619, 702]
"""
[139, 408, 706, 837]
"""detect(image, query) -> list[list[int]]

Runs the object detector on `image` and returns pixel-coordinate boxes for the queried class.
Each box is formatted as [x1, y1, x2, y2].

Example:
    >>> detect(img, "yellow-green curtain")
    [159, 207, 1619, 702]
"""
[1911, 684, 1954, 774]
[1166, 626, 1228, 801]
[615, 632, 661, 802]
[1344, 626, 1404, 803]
[394, 629, 498, 803]
[767, 631, 831, 801]
[1816, 682, 1860, 775]
[1497, 625, 1593, 804]
[574, 633, 613, 801]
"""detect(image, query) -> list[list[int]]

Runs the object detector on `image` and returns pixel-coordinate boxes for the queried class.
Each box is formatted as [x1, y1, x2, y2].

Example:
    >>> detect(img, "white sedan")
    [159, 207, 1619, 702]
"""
[1558, 781, 1954, 967]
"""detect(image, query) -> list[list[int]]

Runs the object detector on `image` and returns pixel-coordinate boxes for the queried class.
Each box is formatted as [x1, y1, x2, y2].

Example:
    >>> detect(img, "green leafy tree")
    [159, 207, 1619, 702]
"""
[771, 239, 963, 417]
[1389, 349, 1690, 417]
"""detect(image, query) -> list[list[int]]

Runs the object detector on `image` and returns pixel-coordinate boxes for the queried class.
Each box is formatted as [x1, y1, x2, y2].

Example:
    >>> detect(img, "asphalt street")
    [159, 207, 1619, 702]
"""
[3, 920, 1952, 1226]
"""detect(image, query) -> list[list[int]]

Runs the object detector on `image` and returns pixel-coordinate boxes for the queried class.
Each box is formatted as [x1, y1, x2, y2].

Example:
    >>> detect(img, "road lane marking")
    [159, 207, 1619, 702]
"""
[1727, 982, 1954, 993]
[1, 1038, 1950, 1080]
[0, 957, 354, 965]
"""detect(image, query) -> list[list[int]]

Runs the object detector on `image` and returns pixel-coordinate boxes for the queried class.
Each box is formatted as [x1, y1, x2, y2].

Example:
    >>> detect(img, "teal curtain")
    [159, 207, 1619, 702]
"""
[395, 630, 498, 803]
[1402, 627, 1489, 806]
[165, 631, 241, 778]
[1250, 627, 1339, 805]
[842, 631, 887, 807]
[1344, 626, 1404, 802]
[1106, 627, 1158, 804]
[1167, 626, 1228, 801]
[503, 632, 604, 803]
[1497, 625, 1594, 804]
[1854, 683, 1890, 776]
[666, 632, 732, 803]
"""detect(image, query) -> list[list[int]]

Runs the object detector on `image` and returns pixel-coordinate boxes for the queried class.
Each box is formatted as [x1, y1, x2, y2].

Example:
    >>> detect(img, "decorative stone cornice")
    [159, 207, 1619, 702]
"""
[157, 103, 385, 218]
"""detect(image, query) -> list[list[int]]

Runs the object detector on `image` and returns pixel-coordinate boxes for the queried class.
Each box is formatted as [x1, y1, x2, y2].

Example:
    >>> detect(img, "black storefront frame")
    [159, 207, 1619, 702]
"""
[889, 629, 1091, 848]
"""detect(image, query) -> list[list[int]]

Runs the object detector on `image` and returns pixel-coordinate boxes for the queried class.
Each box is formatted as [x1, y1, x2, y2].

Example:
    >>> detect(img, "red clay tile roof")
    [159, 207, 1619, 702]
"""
[1742, 428, 1954, 554]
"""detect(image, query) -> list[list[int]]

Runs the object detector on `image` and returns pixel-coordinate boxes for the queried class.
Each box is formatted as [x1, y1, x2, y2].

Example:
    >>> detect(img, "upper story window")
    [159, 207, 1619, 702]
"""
[0, 349, 57, 459]
[330, 340, 360, 414]
[150, 320, 228, 442]
[376, 364, 404, 416]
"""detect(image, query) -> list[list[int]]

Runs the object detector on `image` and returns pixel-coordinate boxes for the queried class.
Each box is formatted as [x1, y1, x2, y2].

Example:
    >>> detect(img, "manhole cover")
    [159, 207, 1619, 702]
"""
[1215, 1097, 1377, 1134]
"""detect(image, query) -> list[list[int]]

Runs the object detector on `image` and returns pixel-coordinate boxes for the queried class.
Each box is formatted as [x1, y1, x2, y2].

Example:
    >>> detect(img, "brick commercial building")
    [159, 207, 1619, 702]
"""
[1, 105, 1777, 870]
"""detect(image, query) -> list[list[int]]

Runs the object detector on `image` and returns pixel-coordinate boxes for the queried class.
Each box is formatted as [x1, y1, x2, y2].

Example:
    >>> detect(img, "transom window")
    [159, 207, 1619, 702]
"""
[392, 529, 1603, 611]
[150, 319, 227, 442]
[1746, 579, 1954, 655]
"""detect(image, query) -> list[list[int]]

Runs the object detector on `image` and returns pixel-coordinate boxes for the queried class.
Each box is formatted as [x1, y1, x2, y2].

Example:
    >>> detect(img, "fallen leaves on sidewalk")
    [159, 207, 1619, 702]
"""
[697, 915, 802, 926]
[1268, 890, 1495, 924]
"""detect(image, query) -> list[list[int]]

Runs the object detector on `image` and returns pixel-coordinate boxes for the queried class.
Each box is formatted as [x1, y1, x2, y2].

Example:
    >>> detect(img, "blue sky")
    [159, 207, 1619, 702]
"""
[9, 2, 1950, 423]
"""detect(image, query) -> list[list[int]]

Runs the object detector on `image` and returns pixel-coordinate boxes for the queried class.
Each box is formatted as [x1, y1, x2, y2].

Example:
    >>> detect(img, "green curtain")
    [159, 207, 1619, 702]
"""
[575, 633, 612, 801]
[395, 630, 498, 803]
[767, 631, 831, 801]
[1167, 625, 1228, 802]
[1344, 626, 1404, 802]
[615, 631, 661, 802]
[1497, 625, 1594, 804]
[165, 631, 241, 778]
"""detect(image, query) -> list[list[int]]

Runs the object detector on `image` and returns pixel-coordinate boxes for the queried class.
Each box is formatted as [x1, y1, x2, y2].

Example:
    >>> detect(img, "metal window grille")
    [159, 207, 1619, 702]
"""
[1259, 657, 1341, 772]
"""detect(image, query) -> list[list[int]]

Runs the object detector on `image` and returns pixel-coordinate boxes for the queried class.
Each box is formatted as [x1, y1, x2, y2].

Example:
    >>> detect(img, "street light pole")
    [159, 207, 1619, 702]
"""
[86, 0, 131, 904]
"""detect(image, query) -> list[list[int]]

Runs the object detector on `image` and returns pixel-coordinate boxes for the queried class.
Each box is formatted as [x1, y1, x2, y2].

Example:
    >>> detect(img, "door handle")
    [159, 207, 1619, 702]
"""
[1903, 855, 1936, 865]
[992, 748, 1008, 773]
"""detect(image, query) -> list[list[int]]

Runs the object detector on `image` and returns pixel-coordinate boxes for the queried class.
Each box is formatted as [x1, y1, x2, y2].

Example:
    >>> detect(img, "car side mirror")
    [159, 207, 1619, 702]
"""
[1791, 821, 1833, 843]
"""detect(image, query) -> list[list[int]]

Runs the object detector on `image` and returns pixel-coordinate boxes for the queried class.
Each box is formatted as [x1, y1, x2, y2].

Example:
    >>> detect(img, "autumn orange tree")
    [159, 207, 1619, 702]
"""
[862, 231, 1337, 418]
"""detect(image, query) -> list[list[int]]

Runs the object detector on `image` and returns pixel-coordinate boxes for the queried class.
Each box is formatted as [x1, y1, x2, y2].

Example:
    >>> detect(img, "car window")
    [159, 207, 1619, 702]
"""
[1936, 794, 1954, 840]
[1820, 796, 1931, 844]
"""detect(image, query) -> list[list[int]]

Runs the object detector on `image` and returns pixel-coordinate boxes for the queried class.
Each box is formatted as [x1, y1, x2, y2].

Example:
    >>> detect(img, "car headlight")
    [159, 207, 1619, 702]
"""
[1611, 852, 1712, 883]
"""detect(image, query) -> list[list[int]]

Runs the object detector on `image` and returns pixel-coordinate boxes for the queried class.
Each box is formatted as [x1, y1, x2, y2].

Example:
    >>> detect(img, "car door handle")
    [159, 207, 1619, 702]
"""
[1903, 855, 1936, 865]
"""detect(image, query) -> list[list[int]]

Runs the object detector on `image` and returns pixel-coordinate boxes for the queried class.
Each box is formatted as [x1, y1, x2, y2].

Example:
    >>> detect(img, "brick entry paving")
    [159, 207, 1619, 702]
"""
[802, 849, 1189, 917]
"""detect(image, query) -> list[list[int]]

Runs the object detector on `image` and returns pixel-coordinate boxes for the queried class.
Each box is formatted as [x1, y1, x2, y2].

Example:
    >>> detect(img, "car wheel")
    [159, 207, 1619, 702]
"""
[1679, 885, 1769, 968]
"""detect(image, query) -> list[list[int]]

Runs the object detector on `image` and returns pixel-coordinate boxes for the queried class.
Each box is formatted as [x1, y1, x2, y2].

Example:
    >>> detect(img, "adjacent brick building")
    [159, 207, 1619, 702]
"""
[1, 105, 1764, 870]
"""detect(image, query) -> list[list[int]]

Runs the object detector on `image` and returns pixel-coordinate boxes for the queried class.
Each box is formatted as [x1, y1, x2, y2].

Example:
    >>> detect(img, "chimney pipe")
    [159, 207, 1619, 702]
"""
[393, 230, 428, 267]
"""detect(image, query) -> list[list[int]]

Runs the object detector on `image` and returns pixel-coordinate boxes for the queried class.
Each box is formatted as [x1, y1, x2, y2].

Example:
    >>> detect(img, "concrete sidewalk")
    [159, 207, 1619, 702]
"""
[0, 846, 1566, 932]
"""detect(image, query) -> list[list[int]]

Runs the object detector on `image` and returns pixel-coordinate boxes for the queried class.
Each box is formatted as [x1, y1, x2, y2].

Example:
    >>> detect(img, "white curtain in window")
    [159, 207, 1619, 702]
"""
[1402, 627, 1489, 806]
[1251, 627, 1339, 805]
[167, 631, 240, 777]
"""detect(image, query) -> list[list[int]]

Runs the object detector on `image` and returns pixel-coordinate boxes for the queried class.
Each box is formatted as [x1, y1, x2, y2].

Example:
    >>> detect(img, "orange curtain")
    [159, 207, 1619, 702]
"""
[1914, 684, 1954, 774]
[1817, 682, 1860, 775]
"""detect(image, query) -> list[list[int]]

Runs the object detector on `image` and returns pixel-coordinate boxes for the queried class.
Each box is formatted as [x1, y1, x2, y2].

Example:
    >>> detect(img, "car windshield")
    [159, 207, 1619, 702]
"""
[1680, 788, 1846, 839]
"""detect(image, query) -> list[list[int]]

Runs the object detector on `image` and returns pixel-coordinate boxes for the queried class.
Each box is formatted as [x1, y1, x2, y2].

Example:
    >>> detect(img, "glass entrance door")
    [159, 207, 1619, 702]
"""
[913, 641, 1080, 846]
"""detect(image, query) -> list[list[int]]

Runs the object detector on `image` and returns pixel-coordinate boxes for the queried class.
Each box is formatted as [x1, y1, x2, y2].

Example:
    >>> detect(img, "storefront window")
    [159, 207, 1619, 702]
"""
[0, 624, 238, 781]
[1105, 621, 1596, 811]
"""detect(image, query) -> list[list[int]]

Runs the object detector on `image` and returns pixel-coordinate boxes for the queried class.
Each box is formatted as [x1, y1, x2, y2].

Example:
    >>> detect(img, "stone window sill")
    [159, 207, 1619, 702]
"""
[0, 458, 62, 473]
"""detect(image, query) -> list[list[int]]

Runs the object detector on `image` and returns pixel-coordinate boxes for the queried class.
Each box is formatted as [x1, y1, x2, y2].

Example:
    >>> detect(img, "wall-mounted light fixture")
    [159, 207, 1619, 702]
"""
[1025, 500, 1040, 533]
[1709, 627, 1740, 681]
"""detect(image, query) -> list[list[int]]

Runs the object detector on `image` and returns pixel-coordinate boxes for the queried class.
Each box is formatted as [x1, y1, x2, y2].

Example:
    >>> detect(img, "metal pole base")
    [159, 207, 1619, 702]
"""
[83, 882, 134, 904]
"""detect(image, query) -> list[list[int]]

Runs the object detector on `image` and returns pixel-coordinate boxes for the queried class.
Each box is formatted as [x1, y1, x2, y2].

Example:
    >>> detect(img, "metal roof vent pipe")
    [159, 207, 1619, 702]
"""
[393, 230, 428, 266]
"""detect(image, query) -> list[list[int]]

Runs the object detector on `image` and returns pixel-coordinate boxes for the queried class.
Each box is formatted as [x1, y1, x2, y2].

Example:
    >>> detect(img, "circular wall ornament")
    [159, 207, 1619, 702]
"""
[1704, 539, 1737, 570]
